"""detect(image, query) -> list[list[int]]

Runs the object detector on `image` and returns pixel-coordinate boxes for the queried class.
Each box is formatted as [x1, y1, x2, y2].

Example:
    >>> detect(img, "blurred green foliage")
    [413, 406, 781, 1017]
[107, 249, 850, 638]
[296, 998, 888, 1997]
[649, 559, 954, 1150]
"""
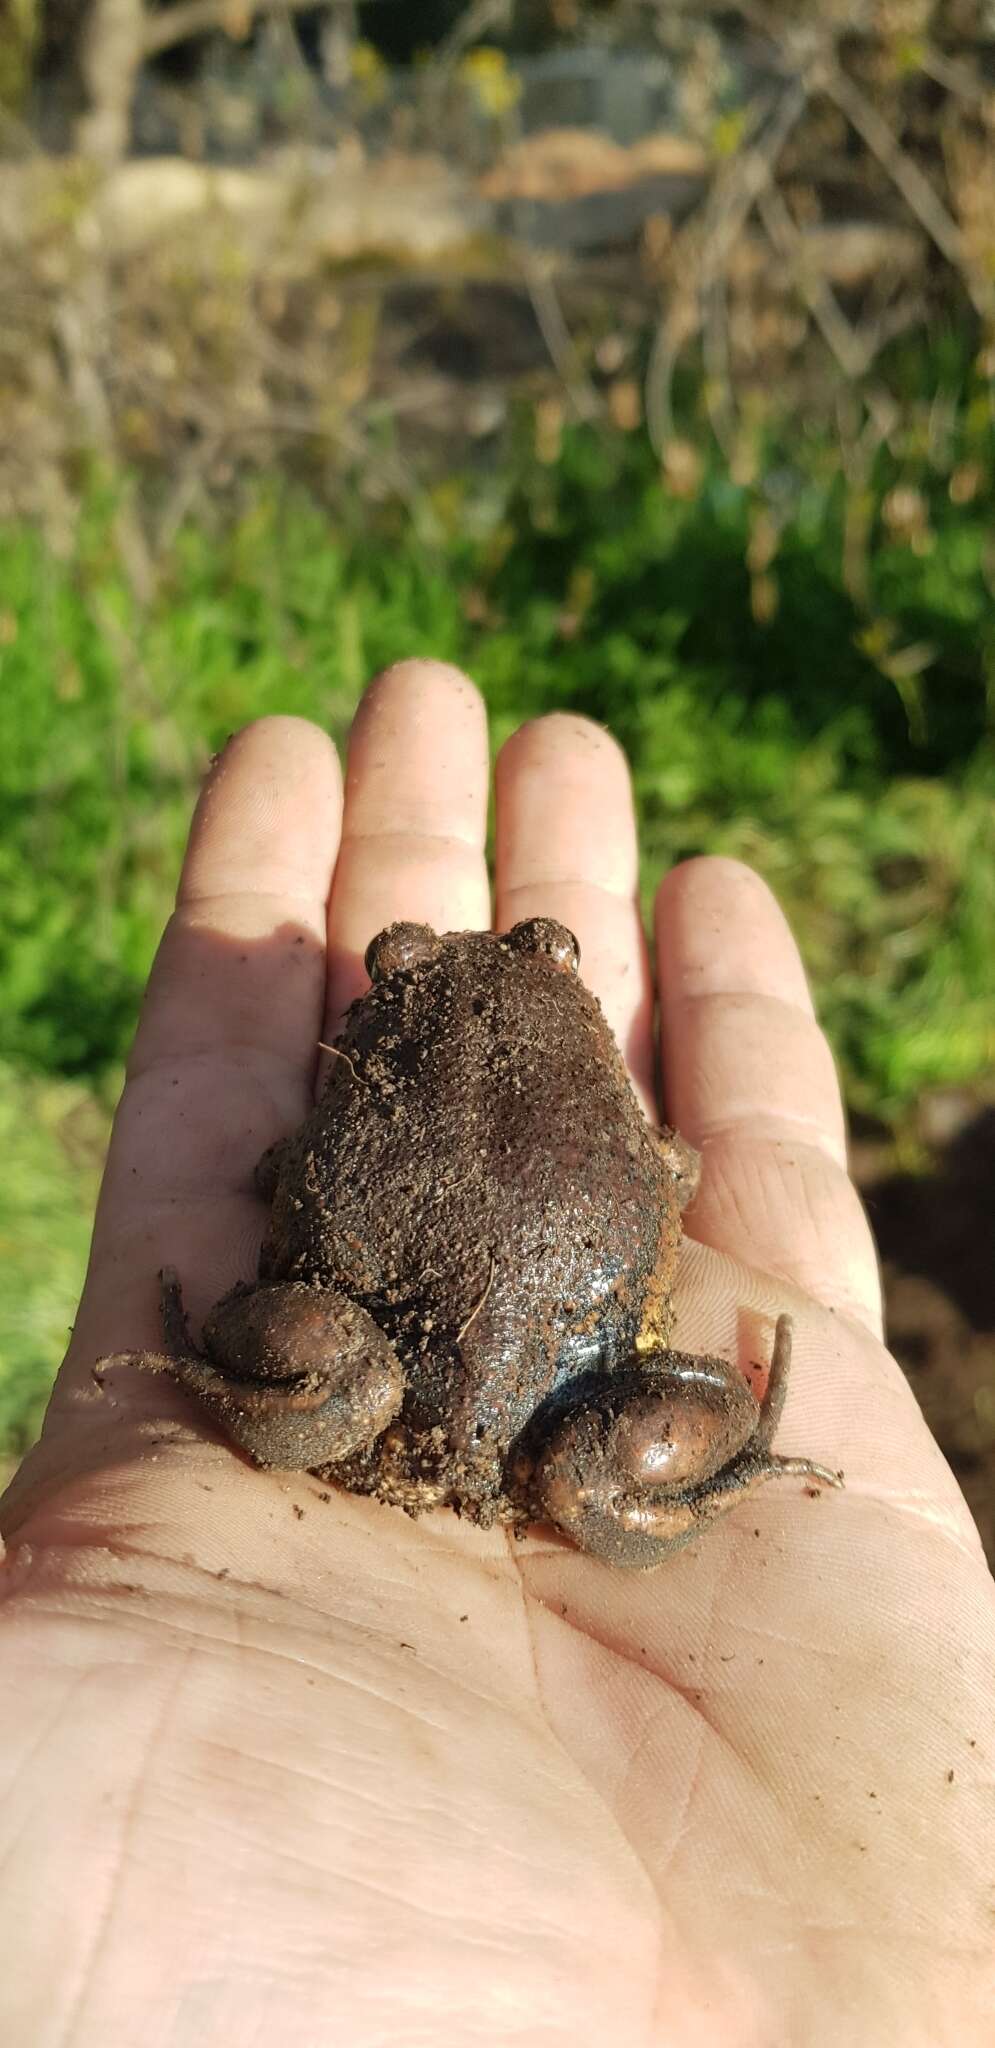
[1, 361, 993, 1455]
[0, 1063, 108, 1464]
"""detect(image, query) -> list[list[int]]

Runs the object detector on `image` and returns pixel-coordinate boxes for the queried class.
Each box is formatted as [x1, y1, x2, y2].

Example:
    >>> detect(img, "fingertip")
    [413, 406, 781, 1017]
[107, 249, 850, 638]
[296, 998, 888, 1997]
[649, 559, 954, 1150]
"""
[496, 710, 633, 805]
[202, 715, 342, 801]
[183, 715, 343, 905]
[661, 852, 771, 894]
[342, 659, 489, 841]
[216, 712, 341, 754]
[324, 657, 492, 1027]
[655, 856, 814, 1015]
[496, 713, 638, 894]
[351, 659, 487, 754]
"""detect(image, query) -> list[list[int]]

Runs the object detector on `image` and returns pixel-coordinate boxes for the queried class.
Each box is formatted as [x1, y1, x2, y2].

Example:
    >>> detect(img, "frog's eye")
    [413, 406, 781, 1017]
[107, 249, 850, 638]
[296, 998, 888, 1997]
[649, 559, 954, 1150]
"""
[507, 917, 580, 973]
[364, 923, 441, 980]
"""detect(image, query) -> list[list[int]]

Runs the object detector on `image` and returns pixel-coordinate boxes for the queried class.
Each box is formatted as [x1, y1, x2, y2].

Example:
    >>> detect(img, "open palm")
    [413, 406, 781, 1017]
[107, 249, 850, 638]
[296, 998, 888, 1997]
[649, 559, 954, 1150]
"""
[2, 663, 992, 2048]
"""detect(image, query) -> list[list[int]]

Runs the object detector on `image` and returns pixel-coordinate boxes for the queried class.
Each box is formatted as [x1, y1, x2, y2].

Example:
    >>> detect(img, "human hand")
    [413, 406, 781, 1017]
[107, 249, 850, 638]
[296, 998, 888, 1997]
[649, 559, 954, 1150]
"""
[2, 663, 992, 2047]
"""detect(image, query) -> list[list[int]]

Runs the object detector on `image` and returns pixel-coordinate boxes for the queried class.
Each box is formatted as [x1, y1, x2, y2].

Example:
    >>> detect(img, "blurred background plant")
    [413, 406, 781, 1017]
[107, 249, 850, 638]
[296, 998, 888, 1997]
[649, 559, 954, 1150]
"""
[1, 0, 993, 1553]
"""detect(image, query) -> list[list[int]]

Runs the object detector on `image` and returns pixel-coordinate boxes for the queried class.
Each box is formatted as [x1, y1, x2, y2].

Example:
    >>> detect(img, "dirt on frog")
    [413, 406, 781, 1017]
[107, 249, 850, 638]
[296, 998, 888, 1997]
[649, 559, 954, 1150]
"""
[857, 1103, 995, 1571]
[0, 1101, 990, 1570]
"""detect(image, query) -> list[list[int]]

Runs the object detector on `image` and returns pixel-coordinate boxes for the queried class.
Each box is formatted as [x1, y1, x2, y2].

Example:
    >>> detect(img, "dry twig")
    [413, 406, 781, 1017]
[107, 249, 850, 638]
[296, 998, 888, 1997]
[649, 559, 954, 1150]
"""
[456, 1253, 496, 1346]
[821, 59, 993, 318]
[520, 248, 599, 421]
[646, 77, 807, 452]
[756, 183, 871, 381]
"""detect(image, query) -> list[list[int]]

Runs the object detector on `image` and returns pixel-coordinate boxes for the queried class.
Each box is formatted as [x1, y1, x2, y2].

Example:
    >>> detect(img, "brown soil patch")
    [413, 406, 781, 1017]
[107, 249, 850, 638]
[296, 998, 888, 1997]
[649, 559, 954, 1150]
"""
[859, 1106, 995, 1570]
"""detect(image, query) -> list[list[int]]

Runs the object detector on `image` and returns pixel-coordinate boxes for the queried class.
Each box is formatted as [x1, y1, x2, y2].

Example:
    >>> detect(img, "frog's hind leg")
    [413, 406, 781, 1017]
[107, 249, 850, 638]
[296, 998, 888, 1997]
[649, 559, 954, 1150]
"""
[528, 1315, 843, 1569]
[136, 1266, 405, 1471]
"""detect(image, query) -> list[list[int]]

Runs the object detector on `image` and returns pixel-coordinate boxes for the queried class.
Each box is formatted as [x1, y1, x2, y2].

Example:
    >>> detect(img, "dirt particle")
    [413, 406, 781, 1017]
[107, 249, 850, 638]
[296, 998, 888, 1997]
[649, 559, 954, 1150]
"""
[292, 1503, 305, 1520]
[947, 1767, 955, 1783]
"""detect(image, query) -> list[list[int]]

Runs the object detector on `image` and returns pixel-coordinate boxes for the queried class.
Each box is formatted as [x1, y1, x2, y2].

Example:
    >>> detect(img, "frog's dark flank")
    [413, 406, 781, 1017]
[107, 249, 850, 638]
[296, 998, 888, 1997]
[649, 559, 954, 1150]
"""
[124, 919, 842, 1568]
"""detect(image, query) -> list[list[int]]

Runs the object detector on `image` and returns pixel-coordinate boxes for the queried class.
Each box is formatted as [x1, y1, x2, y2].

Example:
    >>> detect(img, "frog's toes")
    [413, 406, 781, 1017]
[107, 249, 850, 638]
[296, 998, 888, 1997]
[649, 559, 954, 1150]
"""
[253, 1136, 289, 1203]
[654, 1125, 701, 1211]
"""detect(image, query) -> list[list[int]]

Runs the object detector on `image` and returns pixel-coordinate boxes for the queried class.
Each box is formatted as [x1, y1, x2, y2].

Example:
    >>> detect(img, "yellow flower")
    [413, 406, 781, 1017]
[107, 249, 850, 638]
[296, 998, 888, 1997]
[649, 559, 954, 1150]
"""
[458, 48, 521, 121]
[711, 108, 748, 159]
[350, 40, 388, 108]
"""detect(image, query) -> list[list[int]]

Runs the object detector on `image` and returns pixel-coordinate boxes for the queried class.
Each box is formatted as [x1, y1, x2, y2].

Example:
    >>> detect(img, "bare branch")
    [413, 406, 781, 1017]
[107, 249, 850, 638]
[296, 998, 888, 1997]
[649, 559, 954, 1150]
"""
[436, 0, 512, 66]
[699, 79, 809, 287]
[644, 309, 688, 457]
[756, 183, 870, 380]
[519, 248, 599, 421]
[645, 77, 808, 453]
[53, 290, 155, 599]
[77, 0, 145, 164]
[821, 59, 993, 317]
[144, 0, 361, 59]
[915, 44, 989, 107]
[702, 274, 734, 454]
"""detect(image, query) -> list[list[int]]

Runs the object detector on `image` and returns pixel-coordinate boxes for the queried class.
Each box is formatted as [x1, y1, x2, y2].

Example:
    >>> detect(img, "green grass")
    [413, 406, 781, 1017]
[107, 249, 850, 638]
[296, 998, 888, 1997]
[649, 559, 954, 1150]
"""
[0, 1064, 110, 1460]
[1, 368, 993, 1458]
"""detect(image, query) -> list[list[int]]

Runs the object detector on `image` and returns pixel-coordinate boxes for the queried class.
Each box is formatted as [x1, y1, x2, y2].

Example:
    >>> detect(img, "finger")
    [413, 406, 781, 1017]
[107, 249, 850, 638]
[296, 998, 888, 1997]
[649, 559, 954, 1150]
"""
[324, 661, 491, 1033]
[63, 718, 342, 1383]
[494, 715, 656, 1115]
[656, 857, 882, 1335]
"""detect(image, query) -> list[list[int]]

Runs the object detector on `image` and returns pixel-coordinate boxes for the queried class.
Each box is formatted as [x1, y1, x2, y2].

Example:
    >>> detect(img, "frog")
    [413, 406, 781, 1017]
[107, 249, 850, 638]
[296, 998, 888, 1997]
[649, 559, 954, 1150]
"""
[140, 918, 842, 1568]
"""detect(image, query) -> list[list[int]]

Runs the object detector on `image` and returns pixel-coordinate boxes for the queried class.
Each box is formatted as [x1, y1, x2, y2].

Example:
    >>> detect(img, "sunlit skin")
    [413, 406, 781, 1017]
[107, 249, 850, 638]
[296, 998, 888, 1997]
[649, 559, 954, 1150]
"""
[1, 663, 993, 2047]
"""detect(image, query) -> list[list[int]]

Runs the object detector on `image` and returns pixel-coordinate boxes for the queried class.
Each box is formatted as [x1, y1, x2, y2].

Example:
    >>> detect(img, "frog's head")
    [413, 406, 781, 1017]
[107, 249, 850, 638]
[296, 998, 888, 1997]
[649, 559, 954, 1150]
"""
[364, 917, 580, 983]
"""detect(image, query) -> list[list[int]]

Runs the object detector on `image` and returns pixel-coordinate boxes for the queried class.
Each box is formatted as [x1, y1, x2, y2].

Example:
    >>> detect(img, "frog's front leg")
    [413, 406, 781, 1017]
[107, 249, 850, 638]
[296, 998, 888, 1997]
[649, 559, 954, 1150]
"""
[529, 1315, 843, 1569]
[655, 1126, 701, 1212]
[253, 1136, 289, 1203]
[141, 1267, 404, 1470]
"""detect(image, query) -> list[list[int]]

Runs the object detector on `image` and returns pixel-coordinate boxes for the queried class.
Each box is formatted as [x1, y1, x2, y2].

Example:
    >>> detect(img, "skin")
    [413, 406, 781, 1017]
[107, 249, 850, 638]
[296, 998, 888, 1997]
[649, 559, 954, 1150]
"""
[1, 663, 993, 2047]
[137, 920, 841, 1563]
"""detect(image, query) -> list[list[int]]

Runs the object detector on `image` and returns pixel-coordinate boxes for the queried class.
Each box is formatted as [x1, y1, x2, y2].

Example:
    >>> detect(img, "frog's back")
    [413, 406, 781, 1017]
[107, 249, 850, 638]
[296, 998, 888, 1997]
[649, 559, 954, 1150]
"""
[261, 929, 676, 1392]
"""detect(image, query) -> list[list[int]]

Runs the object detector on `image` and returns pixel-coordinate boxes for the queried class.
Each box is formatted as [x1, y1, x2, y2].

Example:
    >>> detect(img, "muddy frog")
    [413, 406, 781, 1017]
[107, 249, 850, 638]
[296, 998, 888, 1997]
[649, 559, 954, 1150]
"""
[143, 919, 841, 1567]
